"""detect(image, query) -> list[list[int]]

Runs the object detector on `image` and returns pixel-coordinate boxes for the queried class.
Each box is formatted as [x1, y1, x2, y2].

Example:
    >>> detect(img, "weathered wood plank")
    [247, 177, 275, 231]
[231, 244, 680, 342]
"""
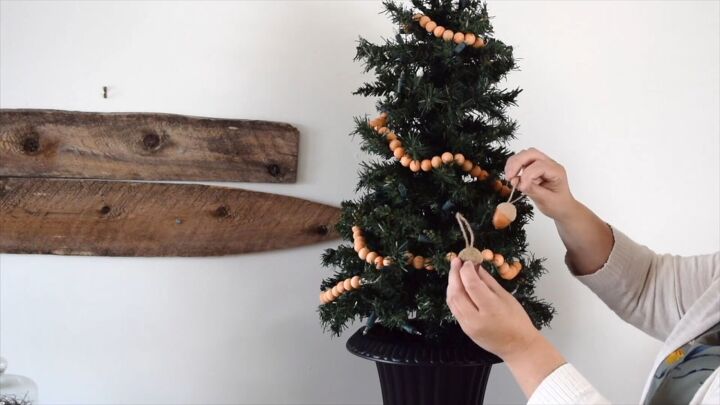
[0, 109, 298, 182]
[0, 177, 340, 256]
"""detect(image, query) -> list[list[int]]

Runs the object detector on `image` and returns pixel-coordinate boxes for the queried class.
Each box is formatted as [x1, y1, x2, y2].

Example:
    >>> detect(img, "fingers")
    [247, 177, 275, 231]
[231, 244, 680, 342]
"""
[458, 260, 494, 308]
[447, 258, 478, 319]
[516, 160, 555, 200]
[505, 147, 550, 181]
[475, 263, 505, 293]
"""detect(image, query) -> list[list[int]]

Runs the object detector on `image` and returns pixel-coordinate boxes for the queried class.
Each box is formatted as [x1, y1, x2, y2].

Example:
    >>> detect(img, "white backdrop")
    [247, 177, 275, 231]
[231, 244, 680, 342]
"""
[1, 1, 718, 404]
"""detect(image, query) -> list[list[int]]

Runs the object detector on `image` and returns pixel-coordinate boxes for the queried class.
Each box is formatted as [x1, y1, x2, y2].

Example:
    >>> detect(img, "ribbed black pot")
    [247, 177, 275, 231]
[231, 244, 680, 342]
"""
[346, 325, 502, 405]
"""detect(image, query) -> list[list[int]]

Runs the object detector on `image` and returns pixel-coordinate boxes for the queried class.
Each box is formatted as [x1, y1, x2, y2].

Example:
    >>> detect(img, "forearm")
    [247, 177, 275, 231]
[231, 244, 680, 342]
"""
[504, 333, 566, 398]
[554, 200, 614, 276]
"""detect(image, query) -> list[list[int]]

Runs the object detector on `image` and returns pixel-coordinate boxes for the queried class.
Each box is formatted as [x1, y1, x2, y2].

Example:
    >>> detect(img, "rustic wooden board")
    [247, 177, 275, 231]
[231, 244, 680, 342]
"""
[0, 177, 340, 256]
[0, 109, 298, 183]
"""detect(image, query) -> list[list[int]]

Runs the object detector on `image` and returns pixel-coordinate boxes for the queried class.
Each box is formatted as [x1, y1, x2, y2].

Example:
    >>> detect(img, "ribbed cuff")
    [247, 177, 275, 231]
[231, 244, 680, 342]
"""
[528, 363, 610, 405]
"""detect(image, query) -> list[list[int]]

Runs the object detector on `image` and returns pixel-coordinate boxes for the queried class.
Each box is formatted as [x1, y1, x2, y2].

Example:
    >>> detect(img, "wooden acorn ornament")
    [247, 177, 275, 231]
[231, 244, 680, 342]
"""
[492, 202, 517, 230]
[492, 168, 523, 230]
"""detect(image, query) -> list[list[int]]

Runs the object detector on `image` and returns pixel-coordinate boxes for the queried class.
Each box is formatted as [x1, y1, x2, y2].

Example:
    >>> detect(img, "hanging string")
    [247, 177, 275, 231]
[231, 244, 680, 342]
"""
[506, 167, 527, 205]
[455, 212, 475, 249]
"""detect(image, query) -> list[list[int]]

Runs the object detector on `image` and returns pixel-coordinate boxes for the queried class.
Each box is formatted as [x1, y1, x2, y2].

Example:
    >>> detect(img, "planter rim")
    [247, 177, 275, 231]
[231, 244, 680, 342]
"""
[346, 326, 502, 367]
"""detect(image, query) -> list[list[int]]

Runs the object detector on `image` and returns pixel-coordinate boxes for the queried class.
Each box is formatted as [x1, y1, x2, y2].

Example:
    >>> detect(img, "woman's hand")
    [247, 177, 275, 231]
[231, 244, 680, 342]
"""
[446, 257, 566, 397]
[504, 148, 579, 221]
[506, 147, 614, 275]
[446, 258, 539, 358]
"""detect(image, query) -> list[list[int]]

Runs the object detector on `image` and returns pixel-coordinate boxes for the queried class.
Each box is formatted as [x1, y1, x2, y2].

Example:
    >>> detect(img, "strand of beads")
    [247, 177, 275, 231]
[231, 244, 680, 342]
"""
[353, 226, 436, 271]
[446, 249, 523, 280]
[320, 275, 363, 304]
[368, 113, 512, 198]
[353, 226, 394, 269]
[413, 13, 486, 48]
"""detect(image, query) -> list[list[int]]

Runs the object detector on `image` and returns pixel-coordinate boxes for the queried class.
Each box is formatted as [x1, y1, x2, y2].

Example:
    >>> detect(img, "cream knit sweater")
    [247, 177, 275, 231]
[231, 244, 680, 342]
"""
[528, 226, 720, 405]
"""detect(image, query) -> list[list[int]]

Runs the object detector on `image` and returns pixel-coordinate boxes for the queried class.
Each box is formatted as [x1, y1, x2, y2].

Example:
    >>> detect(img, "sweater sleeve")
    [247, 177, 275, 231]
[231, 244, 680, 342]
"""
[528, 363, 610, 405]
[571, 226, 720, 341]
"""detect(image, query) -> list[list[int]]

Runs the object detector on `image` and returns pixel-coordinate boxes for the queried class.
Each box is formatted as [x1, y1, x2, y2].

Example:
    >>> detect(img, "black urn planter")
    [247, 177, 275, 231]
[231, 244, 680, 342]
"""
[347, 325, 502, 405]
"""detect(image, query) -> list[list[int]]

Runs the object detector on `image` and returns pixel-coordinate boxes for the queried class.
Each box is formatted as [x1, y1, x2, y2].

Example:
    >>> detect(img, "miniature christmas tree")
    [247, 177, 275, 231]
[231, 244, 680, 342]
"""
[319, 0, 554, 340]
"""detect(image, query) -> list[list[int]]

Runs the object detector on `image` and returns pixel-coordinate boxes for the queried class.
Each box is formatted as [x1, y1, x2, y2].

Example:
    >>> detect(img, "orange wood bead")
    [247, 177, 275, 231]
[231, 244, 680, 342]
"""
[464, 33, 476, 46]
[492, 253, 505, 267]
[431, 156, 442, 168]
[350, 276, 362, 289]
[353, 242, 364, 252]
[378, 126, 389, 135]
[389, 139, 402, 151]
[500, 185, 512, 198]
[412, 13, 424, 21]
[425, 21, 437, 33]
[453, 32, 465, 44]
[492, 179, 503, 191]
[331, 286, 340, 297]
[497, 262, 512, 278]
[442, 29, 454, 42]
[499, 261, 521, 280]
[441, 152, 454, 164]
[374, 255, 384, 269]
[382, 257, 394, 266]
[386, 132, 397, 141]
[472, 37, 486, 48]
[324, 291, 334, 302]
[351, 226, 361, 233]
[421, 159, 433, 172]
[366, 251, 378, 264]
[470, 166, 483, 178]
[419, 16, 431, 28]
[358, 247, 370, 260]
[412, 255, 425, 270]
[410, 160, 421, 172]
[393, 147, 406, 159]
[462, 160, 474, 172]
[368, 117, 383, 128]
[481, 249, 494, 261]
[337, 281, 345, 293]
[433, 26, 445, 37]
[319, 292, 327, 303]
[454, 153, 465, 165]
[400, 155, 412, 167]
[478, 170, 490, 180]
[343, 279, 353, 291]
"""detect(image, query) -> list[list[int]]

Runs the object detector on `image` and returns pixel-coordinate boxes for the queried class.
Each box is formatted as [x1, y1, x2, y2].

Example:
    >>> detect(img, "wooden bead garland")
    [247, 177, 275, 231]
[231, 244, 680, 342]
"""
[412, 13, 486, 48]
[352, 225, 435, 271]
[351, 221, 522, 280]
[367, 113, 509, 196]
[320, 275, 363, 304]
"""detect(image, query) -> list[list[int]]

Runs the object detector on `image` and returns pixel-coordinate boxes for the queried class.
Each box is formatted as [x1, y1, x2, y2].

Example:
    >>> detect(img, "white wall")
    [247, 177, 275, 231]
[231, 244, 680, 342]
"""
[1, 1, 717, 404]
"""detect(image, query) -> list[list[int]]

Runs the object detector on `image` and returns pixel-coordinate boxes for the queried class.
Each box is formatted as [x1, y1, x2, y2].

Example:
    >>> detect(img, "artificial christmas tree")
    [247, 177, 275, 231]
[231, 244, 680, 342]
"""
[319, 1, 554, 403]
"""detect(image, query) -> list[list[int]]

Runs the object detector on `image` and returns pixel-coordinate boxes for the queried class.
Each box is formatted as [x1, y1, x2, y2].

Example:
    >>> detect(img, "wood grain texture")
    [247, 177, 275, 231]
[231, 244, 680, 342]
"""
[0, 177, 340, 256]
[0, 109, 298, 182]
